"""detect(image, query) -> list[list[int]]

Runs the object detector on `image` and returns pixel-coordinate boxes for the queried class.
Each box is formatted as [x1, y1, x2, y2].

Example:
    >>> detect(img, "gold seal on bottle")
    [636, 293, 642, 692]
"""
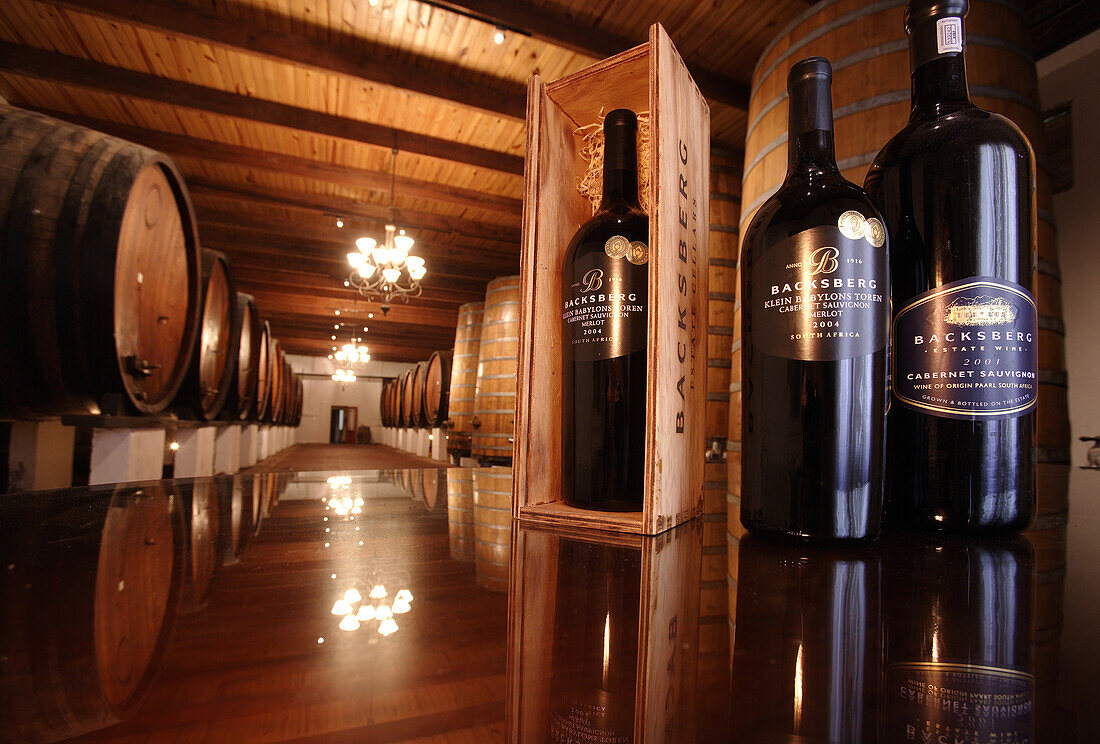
[838, 210, 867, 240]
[865, 217, 886, 248]
[604, 235, 629, 258]
[627, 241, 648, 265]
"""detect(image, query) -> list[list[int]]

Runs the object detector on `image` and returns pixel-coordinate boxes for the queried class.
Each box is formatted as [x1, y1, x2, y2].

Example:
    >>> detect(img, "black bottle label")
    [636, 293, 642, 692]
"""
[887, 662, 1034, 743]
[892, 277, 1038, 420]
[563, 240, 648, 361]
[750, 223, 888, 361]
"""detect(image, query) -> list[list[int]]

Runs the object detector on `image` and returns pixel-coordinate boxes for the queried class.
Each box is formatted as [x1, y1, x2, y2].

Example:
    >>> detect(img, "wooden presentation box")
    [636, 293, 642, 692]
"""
[506, 520, 702, 742]
[513, 24, 710, 536]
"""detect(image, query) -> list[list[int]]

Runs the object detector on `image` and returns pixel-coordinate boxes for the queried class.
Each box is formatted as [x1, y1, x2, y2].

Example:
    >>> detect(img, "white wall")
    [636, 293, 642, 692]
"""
[287, 354, 416, 444]
[1037, 29, 1100, 737]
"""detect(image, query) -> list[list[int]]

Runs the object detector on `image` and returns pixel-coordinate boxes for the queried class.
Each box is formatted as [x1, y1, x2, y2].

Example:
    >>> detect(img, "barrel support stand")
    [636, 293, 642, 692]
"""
[175, 426, 215, 478]
[214, 425, 241, 474]
[416, 429, 431, 458]
[430, 428, 445, 461]
[240, 424, 260, 467]
[89, 427, 165, 485]
[6, 419, 75, 491]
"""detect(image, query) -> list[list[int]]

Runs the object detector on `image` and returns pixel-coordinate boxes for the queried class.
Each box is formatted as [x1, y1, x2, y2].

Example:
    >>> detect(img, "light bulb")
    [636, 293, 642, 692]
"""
[334, 324, 340, 330]
[331, 335, 337, 340]
[392, 597, 411, 614]
[328, 354, 333, 359]
[395, 589, 413, 603]
[335, 351, 346, 361]
[335, 218, 343, 228]
[344, 588, 362, 603]
[372, 246, 391, 265]
[344, 280, 350, 287]
[331, 599, 353, 615]
[356, 236, 376, 252]
[409, 266, 426, 280]
[347, 251, 365, 268]
[369, 584, 387, 599]
[358, 263, 377, 279]
[382, 268, 401, 283]
[368, 313, 374, 318]
[357, 604, 376, 621]
[334, 310, 340, 315]
[375, 604, 393, 620]
[378, 617, 399, 636]
[353, 497, 364, 507]
[405, 255, 425, 270]
[493, 27, 505, 45]
[338, 614, 360, 632]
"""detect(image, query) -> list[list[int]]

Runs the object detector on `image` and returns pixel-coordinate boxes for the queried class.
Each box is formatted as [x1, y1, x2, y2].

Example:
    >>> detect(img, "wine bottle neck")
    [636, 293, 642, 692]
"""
[909, 17, 972, 118]
[601, 123, 640, 210]
[786, 71, 838, 177]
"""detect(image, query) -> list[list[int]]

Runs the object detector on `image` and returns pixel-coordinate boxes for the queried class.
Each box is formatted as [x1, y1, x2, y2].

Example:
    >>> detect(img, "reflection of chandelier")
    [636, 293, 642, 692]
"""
[330, 584, 413, 637]
[331, 369, 356, 383]
[346, 224, 425, 313]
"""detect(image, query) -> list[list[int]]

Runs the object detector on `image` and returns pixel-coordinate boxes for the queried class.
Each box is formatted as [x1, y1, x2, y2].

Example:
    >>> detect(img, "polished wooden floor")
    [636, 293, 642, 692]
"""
[247, 444, 451, 474]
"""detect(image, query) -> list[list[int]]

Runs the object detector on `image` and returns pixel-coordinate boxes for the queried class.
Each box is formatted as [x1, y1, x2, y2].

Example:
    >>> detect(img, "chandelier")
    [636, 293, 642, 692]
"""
[329, 322, 370, 382]
[346, 225, 425, 312]
[343, 149, 427, 315]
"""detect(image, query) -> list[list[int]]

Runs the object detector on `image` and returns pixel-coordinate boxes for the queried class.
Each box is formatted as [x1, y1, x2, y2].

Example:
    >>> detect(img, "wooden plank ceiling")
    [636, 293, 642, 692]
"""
[0, 0, 811, 362]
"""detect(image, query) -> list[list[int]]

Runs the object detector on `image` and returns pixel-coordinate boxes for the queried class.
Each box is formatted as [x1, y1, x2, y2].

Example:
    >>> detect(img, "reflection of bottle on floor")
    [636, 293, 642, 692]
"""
[884, 535, 1035, 743]
[730, 535, 882, 742]
[548, 538, 640, 743]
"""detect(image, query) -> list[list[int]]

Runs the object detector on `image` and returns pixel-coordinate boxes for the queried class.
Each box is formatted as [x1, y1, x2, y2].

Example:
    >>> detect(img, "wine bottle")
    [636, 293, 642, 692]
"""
[547, 537, 640, 743]
[883, 534, 1035, 742]
[730, 535, 882, 742]
[740, 57, 889, 542]
[863, 0, 1037, 534]
[561, 109, 648, 510]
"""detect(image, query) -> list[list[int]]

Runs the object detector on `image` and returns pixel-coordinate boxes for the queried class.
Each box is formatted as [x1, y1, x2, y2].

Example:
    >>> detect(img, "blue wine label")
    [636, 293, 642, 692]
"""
[563, 244, 648, 361]
[887, 662, 1034, 743]
[750, 224, 889, 361]
[892, 277, 1038, 420]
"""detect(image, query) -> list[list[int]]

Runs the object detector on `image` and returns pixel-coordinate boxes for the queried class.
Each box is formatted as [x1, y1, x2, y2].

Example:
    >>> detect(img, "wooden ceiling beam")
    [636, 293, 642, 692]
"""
[424, 0, 750, 110]
[29, 108, 523, 216]
[244, 290, 460, 327]
[0, 41, 524, 175]
[278, 337, 443, 361]
[187, 180, 521, 244]
[32, 0, 528, 121]
[195, 208, 519, 261]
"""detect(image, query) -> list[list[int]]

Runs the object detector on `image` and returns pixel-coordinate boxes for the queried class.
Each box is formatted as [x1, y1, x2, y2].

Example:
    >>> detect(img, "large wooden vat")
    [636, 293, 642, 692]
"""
[473, 466, 512, 593]
[0, 105, 202, 419]
[176, 250, 238, 421]
[265, 339, 284, 424]
[230, 293, 260, 420]
[0, 484, 184, 741]
[472, 277, 520, 463]
[446, 468, 475, 562]
[446, 301, 485, 456]
[254, 320, 272, 421]
[424, 350, 452, 428]
[410, 360, 429, 428]
[730, 0, 1070, 539]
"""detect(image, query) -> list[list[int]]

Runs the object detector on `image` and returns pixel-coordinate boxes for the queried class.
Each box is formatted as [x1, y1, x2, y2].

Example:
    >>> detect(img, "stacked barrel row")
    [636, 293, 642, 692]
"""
[0, 104, 302, 427]
[379, 274, 519, 466]
[379, 349, 452, 429]
[730, 0, 1071, 709]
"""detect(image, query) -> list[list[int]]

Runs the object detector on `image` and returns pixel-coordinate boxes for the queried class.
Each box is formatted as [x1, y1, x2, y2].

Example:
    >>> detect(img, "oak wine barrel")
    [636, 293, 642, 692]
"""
[424, 350, 452, 427]
[473, 466, 512, 593]
[399, 368, 416, 428]
[731, 0, 1070, 541]
[176, 250, 239, 421]
[410, 360, 429, 428]
[379, 381, 391, 427]
[230, 293, 260, 420]
[446, 468, 475, 562]
[472, 277, 520, 463]
[216, 474, 252, 564]
[253, 320, 272, 420]
[446, 301, 484, 456]
[0, 105, 202, 419]
[265, 340, 285, 424]
[0, 484, 184, 740]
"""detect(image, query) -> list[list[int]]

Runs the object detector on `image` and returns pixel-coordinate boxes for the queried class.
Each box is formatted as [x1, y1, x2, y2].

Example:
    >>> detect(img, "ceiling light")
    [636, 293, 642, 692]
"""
[493, 27, 505, 45]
